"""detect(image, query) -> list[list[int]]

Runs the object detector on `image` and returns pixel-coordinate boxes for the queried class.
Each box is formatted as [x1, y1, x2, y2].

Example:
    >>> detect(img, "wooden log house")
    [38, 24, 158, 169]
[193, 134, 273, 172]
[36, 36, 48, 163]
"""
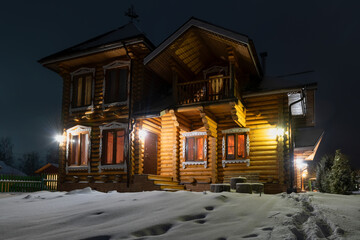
[39, 18, 322, 193]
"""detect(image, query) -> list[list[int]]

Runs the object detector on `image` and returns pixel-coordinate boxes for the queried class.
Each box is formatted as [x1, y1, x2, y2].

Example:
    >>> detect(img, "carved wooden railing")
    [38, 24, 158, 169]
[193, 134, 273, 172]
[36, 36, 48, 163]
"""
[177, 76, 234, 105]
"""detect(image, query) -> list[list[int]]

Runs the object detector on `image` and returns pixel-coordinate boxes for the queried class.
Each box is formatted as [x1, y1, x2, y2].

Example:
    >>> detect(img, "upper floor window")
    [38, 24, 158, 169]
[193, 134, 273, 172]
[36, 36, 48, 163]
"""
[70, 68, 95, 110]
[103, 60, 130, 105]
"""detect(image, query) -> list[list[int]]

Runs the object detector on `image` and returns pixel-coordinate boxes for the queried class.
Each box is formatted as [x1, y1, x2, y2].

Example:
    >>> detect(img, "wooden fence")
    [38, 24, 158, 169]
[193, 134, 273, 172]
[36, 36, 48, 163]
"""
[0, 174, 58, 192]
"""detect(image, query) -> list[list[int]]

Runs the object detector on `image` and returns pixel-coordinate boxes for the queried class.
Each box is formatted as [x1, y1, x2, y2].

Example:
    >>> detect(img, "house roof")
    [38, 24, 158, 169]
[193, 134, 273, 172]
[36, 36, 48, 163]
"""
[294, 128, 324, 160]
[0, 161, 27, 176]
[34, 163, 59, 174]
[39, 22, 154, 65]
[144, 17, 262, 81]
[243, 82, 317, 98]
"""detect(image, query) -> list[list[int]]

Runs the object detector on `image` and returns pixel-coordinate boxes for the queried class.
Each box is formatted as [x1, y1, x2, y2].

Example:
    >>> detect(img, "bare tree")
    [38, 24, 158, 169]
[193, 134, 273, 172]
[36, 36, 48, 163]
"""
[0, 137, 14, 166]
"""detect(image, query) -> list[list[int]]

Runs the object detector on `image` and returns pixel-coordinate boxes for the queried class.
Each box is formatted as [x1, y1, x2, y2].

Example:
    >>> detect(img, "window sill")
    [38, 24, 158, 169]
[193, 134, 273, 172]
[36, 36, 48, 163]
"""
[222, 159, 250, 168]
[99, 164, 126, 171]
[70, 105, 94, 113]
[103, 101, 128, 109]
[182, 161, 207, 169]
[67, 165, 89, 171]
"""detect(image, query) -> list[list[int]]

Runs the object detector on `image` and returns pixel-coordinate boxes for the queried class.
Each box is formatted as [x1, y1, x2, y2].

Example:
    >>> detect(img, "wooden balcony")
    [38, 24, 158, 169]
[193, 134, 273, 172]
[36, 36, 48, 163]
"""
[177, 76, 239, 105]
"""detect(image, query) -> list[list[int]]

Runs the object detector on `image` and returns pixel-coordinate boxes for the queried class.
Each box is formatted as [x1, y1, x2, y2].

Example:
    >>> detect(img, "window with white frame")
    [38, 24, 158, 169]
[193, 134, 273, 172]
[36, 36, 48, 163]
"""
[66, 125, 91, 166]
[222, 128, 250, 167]
[103, 61, 130, 106]
[182, 132, 208, 169]
[99, 122, 128, 171]
[185, 136, 205, 161]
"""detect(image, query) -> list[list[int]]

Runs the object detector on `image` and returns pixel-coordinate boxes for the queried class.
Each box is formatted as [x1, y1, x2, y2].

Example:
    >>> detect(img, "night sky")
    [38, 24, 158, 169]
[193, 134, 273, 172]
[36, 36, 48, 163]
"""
[1, 1, 359, 168]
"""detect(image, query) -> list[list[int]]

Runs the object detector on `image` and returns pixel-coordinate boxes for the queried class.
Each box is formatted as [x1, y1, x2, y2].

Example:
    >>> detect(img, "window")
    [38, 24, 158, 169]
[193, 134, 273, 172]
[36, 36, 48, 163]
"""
[69, 131, 89, 166]
[102, 129, 125, 165]
[186, 136, 205, 161]
[226, 133, 247, 160]
[104, 67, 128, 104]
[72, 73, 93, 108]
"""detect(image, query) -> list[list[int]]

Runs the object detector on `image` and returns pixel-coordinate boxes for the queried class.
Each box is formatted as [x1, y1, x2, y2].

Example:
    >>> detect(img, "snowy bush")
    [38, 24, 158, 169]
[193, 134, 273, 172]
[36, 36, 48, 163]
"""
[316, 154, 333, 193]
[329, 150, 355, 194]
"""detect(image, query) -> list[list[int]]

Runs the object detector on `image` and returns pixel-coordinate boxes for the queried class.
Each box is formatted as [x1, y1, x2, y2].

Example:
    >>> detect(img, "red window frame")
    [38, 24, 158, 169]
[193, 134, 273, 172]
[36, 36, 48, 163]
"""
[186, 136, 205, 161]
[102, 129, 125, 165]
[226, 133, 247, 160]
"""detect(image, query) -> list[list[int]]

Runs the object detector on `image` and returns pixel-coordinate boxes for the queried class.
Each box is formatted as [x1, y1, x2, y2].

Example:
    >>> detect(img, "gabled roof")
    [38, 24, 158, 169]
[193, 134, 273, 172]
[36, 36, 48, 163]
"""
[294, 128, 324, 160]
[144, 17, 262, 79]
[39, 22, 154, 65]
[34, 163, 59, 174]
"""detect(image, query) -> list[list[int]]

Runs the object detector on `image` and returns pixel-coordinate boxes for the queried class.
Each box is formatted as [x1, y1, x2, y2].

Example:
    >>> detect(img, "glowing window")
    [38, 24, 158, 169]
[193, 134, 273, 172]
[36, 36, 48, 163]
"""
[102, 129, 125, 164]
[186, 136, 205, 161]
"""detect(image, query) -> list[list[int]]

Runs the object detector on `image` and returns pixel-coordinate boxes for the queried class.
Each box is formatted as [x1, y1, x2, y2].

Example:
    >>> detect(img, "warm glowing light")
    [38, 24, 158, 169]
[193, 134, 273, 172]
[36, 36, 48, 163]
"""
[302, 170, 308, 178]
[139, 130, 147, 141]
[269, 127, 285, 138]
[55, 134, 65, 143]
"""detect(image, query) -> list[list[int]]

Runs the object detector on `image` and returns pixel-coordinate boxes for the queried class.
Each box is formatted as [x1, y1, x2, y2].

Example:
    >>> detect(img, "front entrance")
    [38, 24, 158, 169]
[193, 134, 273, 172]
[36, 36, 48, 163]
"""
[143, 131, 158, 174]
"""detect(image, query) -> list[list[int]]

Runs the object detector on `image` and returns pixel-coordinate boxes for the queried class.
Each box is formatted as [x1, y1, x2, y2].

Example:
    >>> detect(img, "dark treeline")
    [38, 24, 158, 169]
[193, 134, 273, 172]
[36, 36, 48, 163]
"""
[0, 137, 59, 176]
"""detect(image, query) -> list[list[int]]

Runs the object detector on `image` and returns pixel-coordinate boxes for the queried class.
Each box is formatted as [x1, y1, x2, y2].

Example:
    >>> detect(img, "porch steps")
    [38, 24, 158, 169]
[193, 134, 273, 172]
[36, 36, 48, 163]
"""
[147, 175, 186, 191]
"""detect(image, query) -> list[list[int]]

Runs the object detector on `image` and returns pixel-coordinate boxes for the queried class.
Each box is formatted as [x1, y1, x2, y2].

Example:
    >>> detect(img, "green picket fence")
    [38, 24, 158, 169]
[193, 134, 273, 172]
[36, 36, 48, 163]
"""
[0, 174, 58, 192]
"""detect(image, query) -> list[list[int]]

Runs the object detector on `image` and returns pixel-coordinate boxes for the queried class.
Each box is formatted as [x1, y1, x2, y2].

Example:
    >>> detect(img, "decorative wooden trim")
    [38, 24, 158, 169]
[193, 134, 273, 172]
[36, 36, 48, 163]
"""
[99, 121, 128, 160]
[246, 134, 250, 156]
[182, 161, 207, 169]
[222, 128, 250, 134]
[66, 163, 90, 174]
[182, 138, 186, 159]
[203, 65, 228, 79]
[182, 131, 207, 137]
[103, 60, 130, 71]
[204, 138, 207, 159]
[222, 159, 250, 168]
[99, 163, 127, 172]
[222, 136, 226, 159]
[102, 60, 131, 110]
[69, 67, 95, 114]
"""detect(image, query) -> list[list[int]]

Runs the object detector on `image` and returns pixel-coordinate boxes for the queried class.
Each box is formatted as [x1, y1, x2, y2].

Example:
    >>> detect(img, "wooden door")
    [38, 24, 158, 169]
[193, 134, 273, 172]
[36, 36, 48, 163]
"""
[143, 132, 158, 174]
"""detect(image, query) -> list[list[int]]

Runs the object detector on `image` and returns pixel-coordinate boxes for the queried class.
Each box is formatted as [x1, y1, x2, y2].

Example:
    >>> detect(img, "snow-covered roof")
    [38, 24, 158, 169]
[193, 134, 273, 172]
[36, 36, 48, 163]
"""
[39, 22, 154, 65]
[0, 161, 27, 176]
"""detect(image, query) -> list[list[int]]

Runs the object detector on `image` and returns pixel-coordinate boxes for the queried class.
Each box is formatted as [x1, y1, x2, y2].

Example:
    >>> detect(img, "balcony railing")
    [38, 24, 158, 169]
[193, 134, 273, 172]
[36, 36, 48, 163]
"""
[177, 76, 236, 105]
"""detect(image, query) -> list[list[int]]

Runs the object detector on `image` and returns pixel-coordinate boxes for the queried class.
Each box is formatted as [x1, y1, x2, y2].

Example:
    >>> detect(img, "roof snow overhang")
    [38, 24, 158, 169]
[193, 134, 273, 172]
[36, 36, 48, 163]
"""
[144, 17, 262, 81]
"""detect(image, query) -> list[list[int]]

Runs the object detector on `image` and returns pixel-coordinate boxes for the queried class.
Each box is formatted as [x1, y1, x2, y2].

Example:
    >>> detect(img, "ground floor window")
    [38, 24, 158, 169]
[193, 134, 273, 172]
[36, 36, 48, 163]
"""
[102, 129, 125, 164]
[226, 133, 247, 159]
[186, 136, 205, 161]
[68, 132, 90, 166]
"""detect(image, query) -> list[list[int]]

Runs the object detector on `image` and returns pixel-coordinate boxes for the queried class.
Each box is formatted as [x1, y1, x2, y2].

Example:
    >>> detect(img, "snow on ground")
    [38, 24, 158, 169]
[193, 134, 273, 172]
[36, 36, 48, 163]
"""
[0, 189, 359, 240]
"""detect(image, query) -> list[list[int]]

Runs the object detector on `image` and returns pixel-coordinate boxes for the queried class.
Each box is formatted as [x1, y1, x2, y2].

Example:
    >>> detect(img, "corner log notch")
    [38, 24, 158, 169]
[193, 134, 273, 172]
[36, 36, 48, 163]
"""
[230, 100, 246, 127]
[199, 107, 218, 183]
